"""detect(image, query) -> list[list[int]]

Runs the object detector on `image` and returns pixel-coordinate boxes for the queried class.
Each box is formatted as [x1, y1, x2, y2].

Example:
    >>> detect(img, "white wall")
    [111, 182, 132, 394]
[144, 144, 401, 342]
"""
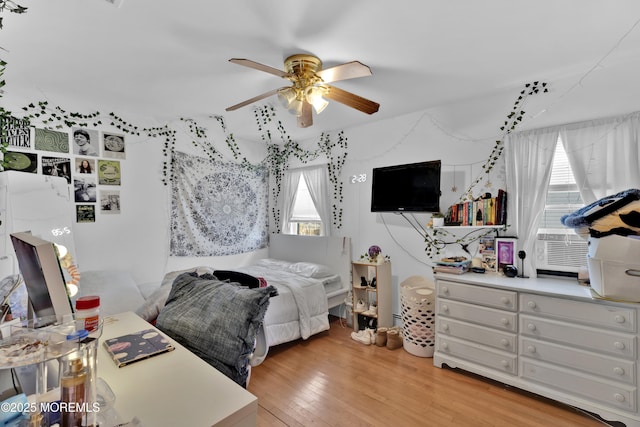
[45, 107, 503, 318]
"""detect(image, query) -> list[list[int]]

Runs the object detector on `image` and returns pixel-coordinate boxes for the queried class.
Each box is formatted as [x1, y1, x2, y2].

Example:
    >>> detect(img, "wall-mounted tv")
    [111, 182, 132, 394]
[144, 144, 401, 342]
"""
[371, 160, 441, 213]
[10, 231, 74, 326]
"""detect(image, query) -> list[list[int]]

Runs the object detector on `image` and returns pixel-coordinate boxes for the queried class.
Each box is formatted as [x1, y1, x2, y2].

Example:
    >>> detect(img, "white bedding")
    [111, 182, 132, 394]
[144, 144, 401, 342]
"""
[234, 264, 330, 347]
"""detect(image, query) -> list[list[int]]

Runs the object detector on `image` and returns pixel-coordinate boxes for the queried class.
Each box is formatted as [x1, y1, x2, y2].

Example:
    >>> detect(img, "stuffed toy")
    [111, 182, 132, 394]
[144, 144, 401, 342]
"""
[561, 188, 640, 239]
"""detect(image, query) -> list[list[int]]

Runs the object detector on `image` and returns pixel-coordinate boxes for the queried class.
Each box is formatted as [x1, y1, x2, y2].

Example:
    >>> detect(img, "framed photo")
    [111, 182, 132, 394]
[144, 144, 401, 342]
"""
[495, 238, 517, 271]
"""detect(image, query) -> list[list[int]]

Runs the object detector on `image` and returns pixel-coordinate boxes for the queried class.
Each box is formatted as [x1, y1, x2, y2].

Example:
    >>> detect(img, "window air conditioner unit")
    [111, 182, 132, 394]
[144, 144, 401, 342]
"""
[535, 233, 588, 273]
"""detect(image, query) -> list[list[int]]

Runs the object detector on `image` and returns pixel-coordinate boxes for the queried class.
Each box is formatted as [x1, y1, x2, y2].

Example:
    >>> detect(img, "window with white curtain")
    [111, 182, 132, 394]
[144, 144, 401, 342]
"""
[535, 137, 588, 273]
[286, 175, 322, 236]
[282, 165, 331, 236]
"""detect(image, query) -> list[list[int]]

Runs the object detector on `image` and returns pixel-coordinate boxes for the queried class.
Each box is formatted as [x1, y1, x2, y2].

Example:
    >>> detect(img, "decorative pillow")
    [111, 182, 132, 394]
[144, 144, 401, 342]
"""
[254, 258, 294, 270]
[135, 266, 214, 322]
[155, 272, 277, 387]
[288, 261, 333, 279]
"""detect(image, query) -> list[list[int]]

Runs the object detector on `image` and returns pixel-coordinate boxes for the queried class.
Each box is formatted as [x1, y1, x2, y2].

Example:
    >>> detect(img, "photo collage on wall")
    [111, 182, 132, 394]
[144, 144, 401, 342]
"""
[1, 117, 125, 222]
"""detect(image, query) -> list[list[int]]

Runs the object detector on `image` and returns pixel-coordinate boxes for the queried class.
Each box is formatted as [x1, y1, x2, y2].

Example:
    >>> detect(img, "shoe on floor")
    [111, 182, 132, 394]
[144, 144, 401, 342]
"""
[351, 328, 373, 345]
[375, 327, 388, 347]
[386, 329, 403, 350]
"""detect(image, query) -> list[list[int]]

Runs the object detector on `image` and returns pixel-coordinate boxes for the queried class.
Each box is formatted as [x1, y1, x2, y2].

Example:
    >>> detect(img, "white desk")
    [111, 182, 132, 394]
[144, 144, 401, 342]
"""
[98, 312, 257, 426]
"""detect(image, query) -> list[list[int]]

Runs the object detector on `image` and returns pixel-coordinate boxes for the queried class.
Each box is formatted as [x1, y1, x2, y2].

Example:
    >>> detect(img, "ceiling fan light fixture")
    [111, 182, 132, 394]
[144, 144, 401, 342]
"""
[305, 86, 329, 114]
[277, 87, 296, 109]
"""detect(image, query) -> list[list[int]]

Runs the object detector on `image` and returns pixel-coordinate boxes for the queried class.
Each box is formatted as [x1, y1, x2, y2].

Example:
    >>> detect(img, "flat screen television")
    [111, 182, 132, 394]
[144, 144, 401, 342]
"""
[371, 160, 441, 213]
[10, 231, 74, 326]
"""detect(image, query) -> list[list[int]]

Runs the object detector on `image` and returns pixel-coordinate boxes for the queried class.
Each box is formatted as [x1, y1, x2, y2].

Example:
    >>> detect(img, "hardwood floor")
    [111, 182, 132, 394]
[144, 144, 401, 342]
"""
[247, 316, 613, 427]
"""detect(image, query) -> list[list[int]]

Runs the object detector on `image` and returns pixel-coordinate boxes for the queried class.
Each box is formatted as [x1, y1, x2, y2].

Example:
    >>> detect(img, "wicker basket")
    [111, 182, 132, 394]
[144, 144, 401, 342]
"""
[400, 276, 436, 357]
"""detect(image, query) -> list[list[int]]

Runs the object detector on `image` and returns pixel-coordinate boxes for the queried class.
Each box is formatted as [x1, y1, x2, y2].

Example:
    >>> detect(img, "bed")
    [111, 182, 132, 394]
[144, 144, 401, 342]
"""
[129, 235, 351, 361]
[237, 234, 352, 348]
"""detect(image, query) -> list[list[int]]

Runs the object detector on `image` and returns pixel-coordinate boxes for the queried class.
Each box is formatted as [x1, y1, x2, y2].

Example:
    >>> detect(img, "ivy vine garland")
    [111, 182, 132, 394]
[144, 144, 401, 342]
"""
[425, 81, 548, 259]
[13, 101, 348, 230]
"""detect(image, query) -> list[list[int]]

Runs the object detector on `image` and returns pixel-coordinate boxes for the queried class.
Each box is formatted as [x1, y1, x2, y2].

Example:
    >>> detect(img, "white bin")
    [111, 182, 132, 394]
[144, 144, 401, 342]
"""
[400, 276, 436, 357]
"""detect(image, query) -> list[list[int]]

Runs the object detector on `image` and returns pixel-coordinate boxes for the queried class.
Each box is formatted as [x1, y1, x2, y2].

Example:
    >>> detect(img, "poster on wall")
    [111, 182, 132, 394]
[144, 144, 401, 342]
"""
[75, 157, 96, 174]
[76, 205, 96, 223]
[74, 176, 97, 203]
[97, 159, 121, 185]
[71, 127, 100, 157]
[3, 151, 37, 173]
[100, 190, 120, 214]
[41, 156, 72, 184]
[102, 133, 125, 159]
[34, 128, 69, 153]
[0, 116, 30, 149]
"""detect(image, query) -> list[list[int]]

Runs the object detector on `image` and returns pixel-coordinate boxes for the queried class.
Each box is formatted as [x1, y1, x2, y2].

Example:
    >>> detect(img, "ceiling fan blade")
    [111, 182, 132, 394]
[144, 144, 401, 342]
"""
[316, 61, 372, 83]
[298, 101, 313, 128]
[225, 87, 284, 111]
[229, 58, 293, 79]
[324, 85, 380, 115]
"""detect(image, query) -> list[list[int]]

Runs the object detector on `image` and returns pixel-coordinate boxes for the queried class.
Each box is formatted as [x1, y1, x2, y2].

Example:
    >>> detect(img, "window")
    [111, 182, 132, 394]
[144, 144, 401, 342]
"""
[535, 138, 588, 274]
[286, 175, 322, 236]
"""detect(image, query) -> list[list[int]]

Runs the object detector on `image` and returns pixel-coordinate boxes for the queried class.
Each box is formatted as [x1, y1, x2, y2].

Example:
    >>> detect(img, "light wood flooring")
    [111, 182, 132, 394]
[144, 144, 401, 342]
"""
[247, 316, 617, 427]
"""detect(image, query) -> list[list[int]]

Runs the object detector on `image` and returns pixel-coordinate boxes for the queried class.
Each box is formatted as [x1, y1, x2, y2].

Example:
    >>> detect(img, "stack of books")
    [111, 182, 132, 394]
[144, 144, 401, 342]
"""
[433, 257, 471, 275]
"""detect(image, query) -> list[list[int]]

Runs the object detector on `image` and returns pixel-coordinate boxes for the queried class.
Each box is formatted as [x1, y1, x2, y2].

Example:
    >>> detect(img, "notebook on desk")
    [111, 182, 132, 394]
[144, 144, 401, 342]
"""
[103, 329, 175, 367]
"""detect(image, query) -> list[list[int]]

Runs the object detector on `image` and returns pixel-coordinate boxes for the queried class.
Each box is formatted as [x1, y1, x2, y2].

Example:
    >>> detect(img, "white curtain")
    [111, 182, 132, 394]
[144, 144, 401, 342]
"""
[560, 112, 640, 204]
[280, 169, 302, 234]
[281, 165, 332, 236]
[302, 166, 331, 236]
[504, 128, 559, 277]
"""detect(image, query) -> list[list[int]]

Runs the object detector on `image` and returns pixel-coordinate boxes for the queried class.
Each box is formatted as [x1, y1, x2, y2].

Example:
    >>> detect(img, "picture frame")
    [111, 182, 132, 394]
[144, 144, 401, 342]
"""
[495, 238, 517, 271]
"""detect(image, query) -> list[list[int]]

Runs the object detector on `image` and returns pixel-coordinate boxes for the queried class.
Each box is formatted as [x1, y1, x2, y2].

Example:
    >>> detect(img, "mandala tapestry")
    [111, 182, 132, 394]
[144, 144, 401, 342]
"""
[170, 151, 269, 256]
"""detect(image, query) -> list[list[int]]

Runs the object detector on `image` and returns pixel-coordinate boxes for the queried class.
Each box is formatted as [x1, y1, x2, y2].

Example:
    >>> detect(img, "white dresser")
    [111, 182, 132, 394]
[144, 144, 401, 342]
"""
[434, 273, 640, 426]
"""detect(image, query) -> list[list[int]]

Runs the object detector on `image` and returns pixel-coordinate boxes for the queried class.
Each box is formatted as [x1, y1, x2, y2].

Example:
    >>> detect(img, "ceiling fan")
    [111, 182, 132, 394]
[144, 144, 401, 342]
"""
[225, 54, 380, 128]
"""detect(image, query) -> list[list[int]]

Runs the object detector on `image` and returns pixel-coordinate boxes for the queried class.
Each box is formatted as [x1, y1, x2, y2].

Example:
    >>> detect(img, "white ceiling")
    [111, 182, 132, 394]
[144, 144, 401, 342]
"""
[3, 0, 640, 142]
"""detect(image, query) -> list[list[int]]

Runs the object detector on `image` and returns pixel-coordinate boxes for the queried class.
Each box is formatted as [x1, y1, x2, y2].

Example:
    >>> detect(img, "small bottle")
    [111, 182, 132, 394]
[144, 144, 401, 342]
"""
[75, 295, 100, 332]
[60, 357, 86, 427]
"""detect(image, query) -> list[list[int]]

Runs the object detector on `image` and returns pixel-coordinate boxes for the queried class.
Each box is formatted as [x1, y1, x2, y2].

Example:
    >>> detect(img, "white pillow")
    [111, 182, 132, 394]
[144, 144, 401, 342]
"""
[254, 258, 294, 270]
[288, 262, 333, 278]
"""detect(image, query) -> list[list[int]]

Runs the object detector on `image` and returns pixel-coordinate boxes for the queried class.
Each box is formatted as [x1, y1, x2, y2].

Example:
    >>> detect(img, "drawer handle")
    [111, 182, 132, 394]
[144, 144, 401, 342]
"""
[442, 324, 449, 332]
[614, 341, 626, 350]
[527, 301, 537, 309]
[614, 315, 626, 324]
[441, 286, 449, 295]
[441, 342, 449, 351]
[625, 269, 640, 277]
[614, 367, 625, 376]
[614, 393, 626, 403]
[500, 318, 510, 326]
[442, 305, 449, 313]
[500, 296, 510, 305]
[501, 339, 510, 348]
[527, 323, 537, 331]
[527, 345, 536, 354]
[500, 360, 509, 368]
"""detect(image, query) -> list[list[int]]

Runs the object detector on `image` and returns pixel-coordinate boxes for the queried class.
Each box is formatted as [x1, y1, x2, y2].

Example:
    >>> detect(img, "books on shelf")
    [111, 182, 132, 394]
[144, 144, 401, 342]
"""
[445, 189, 507, 226]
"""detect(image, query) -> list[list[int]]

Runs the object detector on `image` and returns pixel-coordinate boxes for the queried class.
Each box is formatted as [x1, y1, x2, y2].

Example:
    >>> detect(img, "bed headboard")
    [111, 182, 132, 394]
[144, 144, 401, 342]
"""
[268, 235, 352, 308]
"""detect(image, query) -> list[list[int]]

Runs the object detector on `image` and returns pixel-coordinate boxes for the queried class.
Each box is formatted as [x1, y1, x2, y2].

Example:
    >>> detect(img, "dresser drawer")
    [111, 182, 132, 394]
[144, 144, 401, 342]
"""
[521, 337, 636, 385]
[520, 293, 636, 332]
[438, 280, 517, 311]
[437, 335, 517, 375]
[437, 298, 517, 332]
[521, 359, 637, 412]
[520, 314, 637, 359]
[438, 316, 517, 353]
